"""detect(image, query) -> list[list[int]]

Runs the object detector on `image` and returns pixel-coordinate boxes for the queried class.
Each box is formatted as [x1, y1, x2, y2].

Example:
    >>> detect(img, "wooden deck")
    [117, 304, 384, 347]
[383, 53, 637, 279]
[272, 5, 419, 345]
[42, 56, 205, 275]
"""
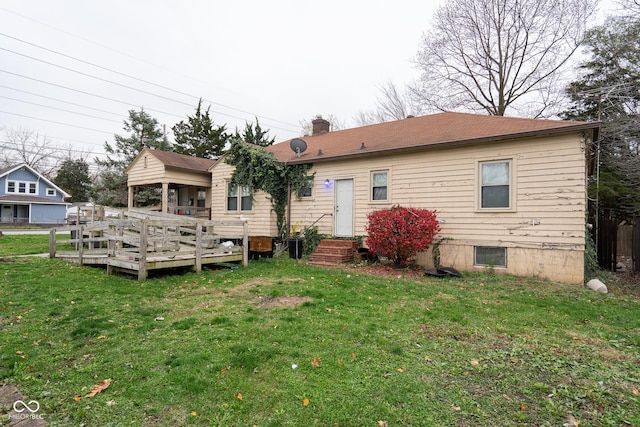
[49, 209, 248, 280]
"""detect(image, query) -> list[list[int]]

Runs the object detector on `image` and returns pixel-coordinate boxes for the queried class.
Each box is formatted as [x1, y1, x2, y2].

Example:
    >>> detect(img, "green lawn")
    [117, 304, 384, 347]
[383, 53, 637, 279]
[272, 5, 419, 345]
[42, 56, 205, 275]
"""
[0, 233, 55, 255]
[0, 241, 638, 426]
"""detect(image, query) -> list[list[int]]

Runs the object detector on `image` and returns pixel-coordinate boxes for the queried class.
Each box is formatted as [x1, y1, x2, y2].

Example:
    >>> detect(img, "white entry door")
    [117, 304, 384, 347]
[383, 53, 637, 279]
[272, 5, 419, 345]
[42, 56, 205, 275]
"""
[335, 179, 354, 237]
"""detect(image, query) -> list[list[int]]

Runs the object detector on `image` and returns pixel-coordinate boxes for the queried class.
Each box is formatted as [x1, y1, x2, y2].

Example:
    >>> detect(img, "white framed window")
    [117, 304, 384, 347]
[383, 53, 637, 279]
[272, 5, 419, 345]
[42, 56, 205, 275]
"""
[197, 188, 206, 208]
[480, 160, 511, 209]
[46, 188, 56, 196]
[227, 183, 252, 212]
[474, 246, 507, 268]
[298, 179, 313, 198]
[371, 170, 388, 201]
[6, 180, 38, 195]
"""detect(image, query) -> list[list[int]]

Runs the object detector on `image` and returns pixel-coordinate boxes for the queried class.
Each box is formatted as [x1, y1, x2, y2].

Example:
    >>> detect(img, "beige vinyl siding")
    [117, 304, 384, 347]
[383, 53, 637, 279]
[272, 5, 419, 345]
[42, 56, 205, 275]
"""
[210, 161, 278, 236]
[127, 153, 211, 187]
[291, 132, 586, 284]
[126, 153, 166, 185]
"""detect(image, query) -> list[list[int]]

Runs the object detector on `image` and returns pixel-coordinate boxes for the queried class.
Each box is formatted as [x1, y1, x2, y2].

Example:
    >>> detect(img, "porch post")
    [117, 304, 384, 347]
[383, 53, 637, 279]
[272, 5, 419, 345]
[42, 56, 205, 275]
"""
[128, 185, 135, 208]
[162, 182, 169, 214]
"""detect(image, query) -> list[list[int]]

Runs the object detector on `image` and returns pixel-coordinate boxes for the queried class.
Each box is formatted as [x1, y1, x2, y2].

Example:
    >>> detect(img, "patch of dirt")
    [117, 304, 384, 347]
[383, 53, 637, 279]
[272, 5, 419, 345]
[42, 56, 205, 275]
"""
[343, 262, 425, 280]
[609, 272, 640, 298]
[259, 296, 314, 308]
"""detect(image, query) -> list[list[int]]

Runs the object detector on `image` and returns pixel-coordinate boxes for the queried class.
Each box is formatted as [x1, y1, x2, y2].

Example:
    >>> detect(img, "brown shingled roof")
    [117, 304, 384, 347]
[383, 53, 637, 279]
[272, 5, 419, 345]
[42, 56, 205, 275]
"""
[268, 112, 600, 164]
[144, 149, 215, 172]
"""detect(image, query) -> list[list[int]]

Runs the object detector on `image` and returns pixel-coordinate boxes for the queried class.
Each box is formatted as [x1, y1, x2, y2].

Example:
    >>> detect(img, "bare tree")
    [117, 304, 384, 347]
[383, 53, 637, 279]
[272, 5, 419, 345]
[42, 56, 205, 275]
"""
[1, 127, 60, 177]
[615, 0, 640, 17]
[355, 80, 425, 126]
[412, 0, 600, 117]
[299, 114, 345, 136]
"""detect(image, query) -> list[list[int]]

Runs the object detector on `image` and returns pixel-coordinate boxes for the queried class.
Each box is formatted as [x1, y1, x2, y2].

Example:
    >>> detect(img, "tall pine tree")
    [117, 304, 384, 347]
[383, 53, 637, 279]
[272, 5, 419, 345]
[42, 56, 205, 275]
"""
[235, 117, 276, 147]
[172, 99, 230, 159]
[563, 16, 640, 218]
[53, 158, 92, 203]
[94, 109, 170, 207]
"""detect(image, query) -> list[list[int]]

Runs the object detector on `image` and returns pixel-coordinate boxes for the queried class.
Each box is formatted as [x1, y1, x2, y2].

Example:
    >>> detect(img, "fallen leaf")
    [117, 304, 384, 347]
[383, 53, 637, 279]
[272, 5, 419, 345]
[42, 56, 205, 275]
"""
[397, 367, 404, 373]
[565, 414, 579, 426]
[451, 404, 461, 411]
[302, 397, 310, 407]
[191, 411, 197, 416]
[97, 335, 106, 339]
[237, 393, 243, 401]
[378, 421, 389, 427]
[15, 350, 23, 355]
[470, 359, 479, 366]
[311, 357, 321, 367]
[351, 352, 357, 359]
[632, 387, 639, 396]
[106, 400, 116, 406]
[336, 358, 342, 363]
[73, 395, 82, 401]
[502, 394, 512, 401]
[519, 404, 526, 411]
[85, 379, 111, 398]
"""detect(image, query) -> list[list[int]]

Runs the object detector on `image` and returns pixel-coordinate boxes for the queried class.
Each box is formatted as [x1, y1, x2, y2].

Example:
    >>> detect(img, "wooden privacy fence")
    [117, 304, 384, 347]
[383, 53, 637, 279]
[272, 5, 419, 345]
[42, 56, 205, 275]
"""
[596, 214, 640, 273]
[49, 211, 248, 280]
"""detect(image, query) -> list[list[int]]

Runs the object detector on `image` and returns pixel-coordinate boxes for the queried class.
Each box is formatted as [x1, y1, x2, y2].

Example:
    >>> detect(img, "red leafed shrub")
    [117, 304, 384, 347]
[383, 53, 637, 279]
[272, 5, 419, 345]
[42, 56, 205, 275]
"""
[365, 205, 440, 267]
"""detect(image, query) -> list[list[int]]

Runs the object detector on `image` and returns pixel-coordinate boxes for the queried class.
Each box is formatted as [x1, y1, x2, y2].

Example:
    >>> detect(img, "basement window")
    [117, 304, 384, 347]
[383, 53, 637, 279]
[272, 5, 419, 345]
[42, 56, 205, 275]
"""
[474, 246, 507, 268]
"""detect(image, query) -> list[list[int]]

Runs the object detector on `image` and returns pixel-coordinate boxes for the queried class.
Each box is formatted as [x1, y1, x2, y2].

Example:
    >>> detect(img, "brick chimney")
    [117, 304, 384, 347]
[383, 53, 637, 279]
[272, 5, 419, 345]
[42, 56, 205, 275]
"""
[312, 115, 330, 135]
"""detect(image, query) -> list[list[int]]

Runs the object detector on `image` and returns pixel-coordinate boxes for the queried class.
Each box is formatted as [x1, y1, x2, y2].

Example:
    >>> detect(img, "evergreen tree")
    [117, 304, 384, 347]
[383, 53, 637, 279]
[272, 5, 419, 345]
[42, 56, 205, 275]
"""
[234, 117, 276, 147]
[53, 158, 92, 203]
[93, 109, 170, 207]
[172, 99, 230, 158]
[563, 16, 640, 218]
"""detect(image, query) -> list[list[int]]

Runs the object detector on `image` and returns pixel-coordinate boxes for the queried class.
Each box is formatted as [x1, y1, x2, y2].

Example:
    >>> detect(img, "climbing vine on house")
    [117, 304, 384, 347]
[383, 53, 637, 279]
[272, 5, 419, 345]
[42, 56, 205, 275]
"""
[365, 205, 440, 267]
[224, 138, 313, 238]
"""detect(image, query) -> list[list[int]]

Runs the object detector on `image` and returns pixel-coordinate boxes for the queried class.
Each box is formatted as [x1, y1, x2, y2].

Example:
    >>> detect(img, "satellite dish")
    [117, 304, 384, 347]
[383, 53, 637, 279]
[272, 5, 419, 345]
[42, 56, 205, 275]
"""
[290, 138, 307, 158]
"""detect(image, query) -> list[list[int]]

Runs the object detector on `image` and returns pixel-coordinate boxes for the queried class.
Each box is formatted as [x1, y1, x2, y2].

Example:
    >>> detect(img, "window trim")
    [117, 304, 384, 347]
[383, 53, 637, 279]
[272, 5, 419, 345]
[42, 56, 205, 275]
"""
[226, 182, 253, 213]
[370, 169, 390, 202]
[6, 180, 38, 196]
[477, 158, 515, 212]
[474, 246, 507, 268]
[297, 178, 313, 199]
[46, 188, 56, 197]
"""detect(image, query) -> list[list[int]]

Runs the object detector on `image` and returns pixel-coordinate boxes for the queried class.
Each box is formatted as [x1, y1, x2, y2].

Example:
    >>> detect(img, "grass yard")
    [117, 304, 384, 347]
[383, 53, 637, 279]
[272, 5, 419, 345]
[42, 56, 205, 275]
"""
[0, 237, 639, 426]
[0, 233, 57, 256]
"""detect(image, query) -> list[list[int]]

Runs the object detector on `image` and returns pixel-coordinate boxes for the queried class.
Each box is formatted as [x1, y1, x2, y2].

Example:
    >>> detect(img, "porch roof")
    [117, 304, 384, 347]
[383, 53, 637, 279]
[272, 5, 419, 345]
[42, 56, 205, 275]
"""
[126, 148, 215, 173]
[0, 195, 69, 205]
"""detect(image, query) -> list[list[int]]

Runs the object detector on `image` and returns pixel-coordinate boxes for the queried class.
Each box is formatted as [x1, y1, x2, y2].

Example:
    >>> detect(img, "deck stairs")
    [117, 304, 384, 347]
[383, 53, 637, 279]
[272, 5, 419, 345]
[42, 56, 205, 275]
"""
[307, 239, 358, 266]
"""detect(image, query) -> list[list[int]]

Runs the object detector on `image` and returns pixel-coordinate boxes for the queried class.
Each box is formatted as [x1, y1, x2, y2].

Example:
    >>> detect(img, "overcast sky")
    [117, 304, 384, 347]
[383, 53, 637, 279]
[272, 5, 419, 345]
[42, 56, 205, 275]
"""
[0, 1, 447, 166]
[0, 0, 616, 170]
